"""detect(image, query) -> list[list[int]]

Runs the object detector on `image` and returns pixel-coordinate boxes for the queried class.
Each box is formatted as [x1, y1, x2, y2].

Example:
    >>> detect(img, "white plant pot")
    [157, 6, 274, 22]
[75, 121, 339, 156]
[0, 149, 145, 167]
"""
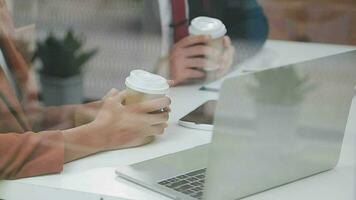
[40, 74, 84, 106]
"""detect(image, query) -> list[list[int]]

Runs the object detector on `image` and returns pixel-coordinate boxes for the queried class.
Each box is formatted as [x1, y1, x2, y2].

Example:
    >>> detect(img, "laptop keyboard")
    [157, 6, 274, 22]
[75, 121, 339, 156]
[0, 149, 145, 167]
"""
[158, 168, 206, 199]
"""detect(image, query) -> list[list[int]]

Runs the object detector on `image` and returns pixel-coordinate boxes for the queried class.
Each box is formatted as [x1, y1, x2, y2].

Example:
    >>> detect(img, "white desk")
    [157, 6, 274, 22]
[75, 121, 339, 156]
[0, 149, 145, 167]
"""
[0, 40, 355, 200]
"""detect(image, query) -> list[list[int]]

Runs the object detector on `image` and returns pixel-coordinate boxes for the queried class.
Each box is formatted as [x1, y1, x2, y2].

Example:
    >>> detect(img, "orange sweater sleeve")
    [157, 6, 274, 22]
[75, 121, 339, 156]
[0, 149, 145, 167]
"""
[0, 131, 64, 180]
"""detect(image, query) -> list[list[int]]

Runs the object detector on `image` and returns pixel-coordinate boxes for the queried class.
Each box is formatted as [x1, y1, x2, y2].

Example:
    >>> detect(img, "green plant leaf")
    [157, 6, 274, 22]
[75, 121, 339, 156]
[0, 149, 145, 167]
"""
[75, 49, 98, 69]
[33, 30, 98, 78]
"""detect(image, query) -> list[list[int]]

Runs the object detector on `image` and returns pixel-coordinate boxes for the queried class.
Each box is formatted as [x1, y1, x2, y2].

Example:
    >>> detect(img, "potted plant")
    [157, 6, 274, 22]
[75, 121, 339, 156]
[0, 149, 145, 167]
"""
[33, 30, 98, 106]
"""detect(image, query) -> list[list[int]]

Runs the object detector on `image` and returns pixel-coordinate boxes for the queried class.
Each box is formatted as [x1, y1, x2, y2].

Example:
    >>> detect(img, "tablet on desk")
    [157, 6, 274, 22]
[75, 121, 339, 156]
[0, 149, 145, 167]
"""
[178, 100, 217, 131]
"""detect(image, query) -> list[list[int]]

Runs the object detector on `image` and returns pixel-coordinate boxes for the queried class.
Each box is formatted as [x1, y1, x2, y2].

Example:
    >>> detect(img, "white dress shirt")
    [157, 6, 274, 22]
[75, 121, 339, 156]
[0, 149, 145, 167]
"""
[0, 49, 17, 93]
[158, 0, 189, 56]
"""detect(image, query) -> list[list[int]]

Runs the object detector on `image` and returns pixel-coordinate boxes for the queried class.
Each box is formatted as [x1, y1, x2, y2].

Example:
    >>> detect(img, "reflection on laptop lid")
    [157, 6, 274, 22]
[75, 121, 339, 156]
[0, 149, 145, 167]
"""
[204, 50, 356, 199]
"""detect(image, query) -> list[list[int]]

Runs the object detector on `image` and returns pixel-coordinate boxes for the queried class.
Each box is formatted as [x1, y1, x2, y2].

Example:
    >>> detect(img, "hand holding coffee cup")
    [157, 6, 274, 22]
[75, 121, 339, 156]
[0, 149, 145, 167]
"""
[72, 71, 170, 152]
[124, 70, 171, 145]
[169, 17, 234, 85]
[83, 87, 171, 153]
[189, 16, 235, 81]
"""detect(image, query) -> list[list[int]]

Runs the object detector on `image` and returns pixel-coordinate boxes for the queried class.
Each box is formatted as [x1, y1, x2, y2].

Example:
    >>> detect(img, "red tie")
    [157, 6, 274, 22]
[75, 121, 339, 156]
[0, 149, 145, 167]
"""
[171, 0, 189, 43]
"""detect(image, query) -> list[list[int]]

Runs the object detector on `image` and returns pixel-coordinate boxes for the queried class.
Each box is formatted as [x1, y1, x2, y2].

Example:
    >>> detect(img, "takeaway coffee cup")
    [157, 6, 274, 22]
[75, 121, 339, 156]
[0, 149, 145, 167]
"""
[125, 70, 170, 145]
[125, 69, 169, 106]
[189, 16, 227, 81]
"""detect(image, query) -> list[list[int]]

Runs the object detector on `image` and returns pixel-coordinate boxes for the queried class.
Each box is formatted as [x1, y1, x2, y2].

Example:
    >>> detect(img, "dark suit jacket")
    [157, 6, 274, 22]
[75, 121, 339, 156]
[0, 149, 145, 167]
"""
[189, 0, 268, 41]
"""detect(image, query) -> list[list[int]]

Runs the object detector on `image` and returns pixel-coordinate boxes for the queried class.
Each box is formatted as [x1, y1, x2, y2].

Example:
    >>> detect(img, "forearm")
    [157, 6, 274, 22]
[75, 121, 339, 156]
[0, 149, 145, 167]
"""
[29, 101, 102, 131]
[43, 101, 102, 162]
[62, 123, 103, 163]
[27, 104, 78, 131]
[0, 125, 102, 179]
[0, 131, 64, 180]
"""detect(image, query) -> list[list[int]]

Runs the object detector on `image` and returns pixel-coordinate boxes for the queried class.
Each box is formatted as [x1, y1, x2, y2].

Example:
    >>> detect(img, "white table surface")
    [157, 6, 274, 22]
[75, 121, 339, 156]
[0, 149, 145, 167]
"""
[0, 40, 355, 200]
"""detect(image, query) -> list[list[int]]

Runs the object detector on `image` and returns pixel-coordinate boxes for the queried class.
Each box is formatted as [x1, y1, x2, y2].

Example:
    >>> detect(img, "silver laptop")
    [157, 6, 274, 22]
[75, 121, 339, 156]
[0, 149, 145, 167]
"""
[116, 50, 356, 200]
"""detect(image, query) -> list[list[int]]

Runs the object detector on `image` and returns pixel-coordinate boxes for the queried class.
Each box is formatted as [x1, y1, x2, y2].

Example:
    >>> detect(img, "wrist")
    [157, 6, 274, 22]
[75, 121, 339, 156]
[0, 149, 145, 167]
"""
[62, 123, 103, 162]
[74, 101, 102, 127]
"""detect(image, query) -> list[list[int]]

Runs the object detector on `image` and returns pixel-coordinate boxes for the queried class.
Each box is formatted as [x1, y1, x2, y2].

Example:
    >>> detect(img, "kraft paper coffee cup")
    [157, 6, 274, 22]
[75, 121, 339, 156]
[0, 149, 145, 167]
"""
[125, 70, 170, 144]
[189, 16, 227, 81]
[125, 70, 169, 106]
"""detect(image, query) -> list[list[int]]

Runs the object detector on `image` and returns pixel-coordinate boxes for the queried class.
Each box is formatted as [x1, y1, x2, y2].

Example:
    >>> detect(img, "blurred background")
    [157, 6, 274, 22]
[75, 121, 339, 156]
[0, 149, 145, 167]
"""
[6, 0, 356, 104]
[259, 0, 356, 44]
[9, 0, 161, 103]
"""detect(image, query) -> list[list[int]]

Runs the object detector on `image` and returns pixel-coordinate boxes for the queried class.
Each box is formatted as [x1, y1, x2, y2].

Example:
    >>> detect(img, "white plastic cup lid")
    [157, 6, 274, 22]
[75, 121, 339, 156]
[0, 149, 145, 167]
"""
[125, 70, 169, 95]
[189, 16, 227, 39]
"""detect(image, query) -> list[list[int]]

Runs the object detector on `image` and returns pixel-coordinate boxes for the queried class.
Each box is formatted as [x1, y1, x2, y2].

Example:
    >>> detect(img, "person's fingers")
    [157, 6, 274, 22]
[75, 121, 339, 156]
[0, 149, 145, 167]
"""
[183, 69, 206, 79]
[145, 111, 170, 125]
[169, 80, 179, 87]
[167, 80, 175, 87]
[102, 89, 128, 111]
[102, 88, 119, 100]
[146, 123, 169, 136]
[218, 46, 235, 76]
[226, 46, 235, 66]
[164, 107, 172, 113]
[133, 97, 171, 113]
[223, 36, 232, 48]
[185, 57, 218, 70]
[176, 35, 211, 48]
[106, 89, 122, 107]
[104, 88, 119, 103]
[117, 90, 129, 105]
[184, 45, 220, 60]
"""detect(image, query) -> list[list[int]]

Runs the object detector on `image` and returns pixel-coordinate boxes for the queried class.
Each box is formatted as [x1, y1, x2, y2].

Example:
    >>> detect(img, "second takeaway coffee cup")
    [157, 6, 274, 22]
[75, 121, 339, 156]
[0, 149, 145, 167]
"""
[189, 16, 227, 80]
[125, 70, 170, 145]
